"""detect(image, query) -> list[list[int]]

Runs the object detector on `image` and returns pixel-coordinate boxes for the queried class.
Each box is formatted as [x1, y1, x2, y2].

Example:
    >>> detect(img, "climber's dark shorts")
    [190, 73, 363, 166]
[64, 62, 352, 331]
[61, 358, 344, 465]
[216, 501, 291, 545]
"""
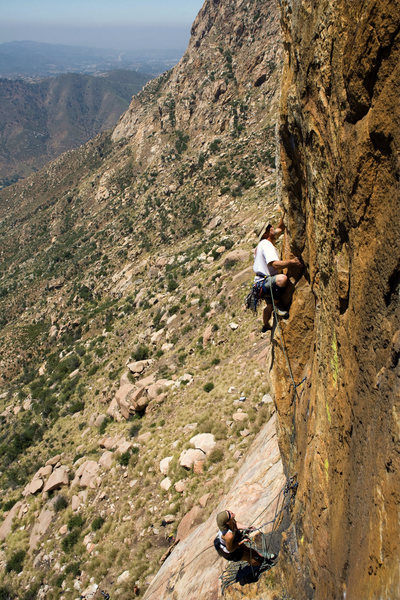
[255, 275, 282, 302]
[214, 542, 245, 562]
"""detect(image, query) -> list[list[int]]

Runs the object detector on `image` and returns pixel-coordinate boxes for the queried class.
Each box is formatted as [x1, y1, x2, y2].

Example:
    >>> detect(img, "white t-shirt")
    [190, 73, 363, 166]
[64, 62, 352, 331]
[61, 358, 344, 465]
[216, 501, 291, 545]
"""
[253, 239, 280, 280]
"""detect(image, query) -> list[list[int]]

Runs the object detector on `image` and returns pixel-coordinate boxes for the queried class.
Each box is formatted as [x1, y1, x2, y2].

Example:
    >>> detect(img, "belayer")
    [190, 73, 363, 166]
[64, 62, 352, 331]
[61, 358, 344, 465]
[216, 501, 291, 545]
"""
[214, 510, 275, 567]
[252, 214, 302, 332]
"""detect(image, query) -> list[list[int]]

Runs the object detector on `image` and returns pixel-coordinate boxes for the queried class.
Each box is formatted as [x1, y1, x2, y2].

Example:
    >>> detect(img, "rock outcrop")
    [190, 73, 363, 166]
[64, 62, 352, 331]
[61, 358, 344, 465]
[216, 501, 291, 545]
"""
[275, 1, 400, 598]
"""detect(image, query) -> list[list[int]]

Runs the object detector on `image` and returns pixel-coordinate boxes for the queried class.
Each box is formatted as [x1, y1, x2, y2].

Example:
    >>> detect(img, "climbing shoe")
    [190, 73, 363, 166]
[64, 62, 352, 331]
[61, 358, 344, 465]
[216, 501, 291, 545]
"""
[274, 308, 289, 319]
[265, 552, 277, 562]
[261, 324, 272, 333]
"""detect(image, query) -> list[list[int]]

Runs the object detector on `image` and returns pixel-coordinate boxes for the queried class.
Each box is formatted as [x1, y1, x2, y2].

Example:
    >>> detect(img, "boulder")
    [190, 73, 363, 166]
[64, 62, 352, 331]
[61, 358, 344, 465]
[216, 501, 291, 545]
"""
[136, 373, 156, 389]
[159, 456, 173, 475]
[43, 466, 69, 493]
[116, 440, 132, 455]
[107, 397, 122, 421]
[72, 460, 100, 488]
[160, 477, 172, 491]
[203, 325, 213, 346]
[223, 249, 249, 267]
[174, 480, 187, 493]
[117, 571, 130, 585]
[260, 393, 274, 405]
[46, 454, 62, 467]
[179, 448, 206, 470]
[99, 451, 113, 470]
[0, 501, 22, 541]
[134, 393, 151, 412]
[127, 360, 148, 375]
[137, 432, 152, 444]
[29, 505, 54, 550]
[232, 411, 248, 422]
[190, 433, 216, 455]
[115, 383, 137, 419]
[176, 506, 203, 541]
[162, 514, 176, 524]
[71, 495, 81, 511]
[94, 414, 107, 428]
[23, 477, 44, 496]
[147, 380, 168, 400]
[199, 493, 211, 508]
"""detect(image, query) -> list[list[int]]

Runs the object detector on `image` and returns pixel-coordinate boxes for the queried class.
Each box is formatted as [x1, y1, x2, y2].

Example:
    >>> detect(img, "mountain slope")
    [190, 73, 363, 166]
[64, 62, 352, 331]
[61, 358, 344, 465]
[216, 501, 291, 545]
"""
[0, 70, 151, 187]
[0, 1, 285, 598]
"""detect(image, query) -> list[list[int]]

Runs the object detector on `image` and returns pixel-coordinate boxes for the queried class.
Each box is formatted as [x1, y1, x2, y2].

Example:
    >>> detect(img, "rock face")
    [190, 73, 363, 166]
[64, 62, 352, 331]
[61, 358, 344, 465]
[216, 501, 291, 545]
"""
[143, 415, 285, 599]
[276, 1, 400, 598]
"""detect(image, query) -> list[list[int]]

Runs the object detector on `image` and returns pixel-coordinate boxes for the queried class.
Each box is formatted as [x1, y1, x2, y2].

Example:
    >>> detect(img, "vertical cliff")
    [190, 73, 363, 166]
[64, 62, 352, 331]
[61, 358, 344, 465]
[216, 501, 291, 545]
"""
[275, 1, 400, 598]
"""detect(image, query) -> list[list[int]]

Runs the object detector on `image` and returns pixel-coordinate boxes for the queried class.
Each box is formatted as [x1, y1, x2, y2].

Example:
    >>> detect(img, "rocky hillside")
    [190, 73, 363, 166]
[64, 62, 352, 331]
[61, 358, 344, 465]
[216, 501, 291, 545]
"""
[0, 70, 151, 188]
[1, 0, 398, 598]
[0, 0, 286, 598]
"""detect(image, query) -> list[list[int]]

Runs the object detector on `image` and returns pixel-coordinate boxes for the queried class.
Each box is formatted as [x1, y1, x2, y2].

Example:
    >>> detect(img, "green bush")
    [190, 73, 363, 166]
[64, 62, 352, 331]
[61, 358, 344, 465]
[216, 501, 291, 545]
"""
[91, 516, 105, 531]
[203, 382, 214, 393]
[118, 451, 131, 466]
[65, 562, 81, 577]
[208, 447, 224, 463]
[99, 417, 111, 435]
[6, 549, 26, 573]
[69, 400, 85, 414]
[167, 278, 178, 292]
[129, 423, 141, 438]
[2, 498, 17, 511]
[61, 529, 80, 552]
[68, 514, 84, 530]
[54, 495, 68, 512]
[132, 344, 150, 361]
[0, 586, 14, 600]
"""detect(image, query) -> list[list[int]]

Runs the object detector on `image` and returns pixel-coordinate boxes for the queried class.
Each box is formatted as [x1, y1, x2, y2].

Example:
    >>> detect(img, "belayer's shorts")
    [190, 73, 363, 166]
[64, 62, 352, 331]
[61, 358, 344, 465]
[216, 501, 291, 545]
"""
[214, 541, 245, 562]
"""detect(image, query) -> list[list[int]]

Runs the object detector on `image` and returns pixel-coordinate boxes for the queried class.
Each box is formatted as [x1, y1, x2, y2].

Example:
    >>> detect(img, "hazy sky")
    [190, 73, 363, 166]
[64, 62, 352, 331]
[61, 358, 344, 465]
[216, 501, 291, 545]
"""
[0, 0, 205, 50]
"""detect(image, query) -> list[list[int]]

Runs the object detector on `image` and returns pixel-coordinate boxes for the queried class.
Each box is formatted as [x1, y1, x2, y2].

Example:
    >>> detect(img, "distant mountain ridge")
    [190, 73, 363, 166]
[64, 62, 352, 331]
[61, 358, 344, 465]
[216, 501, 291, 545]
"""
[0, 70, 151, 187]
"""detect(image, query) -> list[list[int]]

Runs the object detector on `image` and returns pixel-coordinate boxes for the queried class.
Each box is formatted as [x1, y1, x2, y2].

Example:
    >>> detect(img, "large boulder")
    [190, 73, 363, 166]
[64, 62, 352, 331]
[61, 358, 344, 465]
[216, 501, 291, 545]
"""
[127, 360, 149, 375]
[99, 451, 113, 470]
[190, 433, 216, 456]
[0, 501, 22, 541]
[159, 456, 173, 475]
[29, 505, 54, 550]
[223, 249, 249, 267]
[179, 448, 206, 470]
[43, 466, 69, 493]
[23, 477, 44, 497]
[115, 383, 137, 419]
[72, 460, 99, 489]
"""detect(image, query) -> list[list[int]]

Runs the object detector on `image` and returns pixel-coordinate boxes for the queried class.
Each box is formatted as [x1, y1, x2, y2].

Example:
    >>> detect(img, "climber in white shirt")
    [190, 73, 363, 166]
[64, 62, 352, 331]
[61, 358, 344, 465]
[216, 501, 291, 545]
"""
[253, 215, 302, 332]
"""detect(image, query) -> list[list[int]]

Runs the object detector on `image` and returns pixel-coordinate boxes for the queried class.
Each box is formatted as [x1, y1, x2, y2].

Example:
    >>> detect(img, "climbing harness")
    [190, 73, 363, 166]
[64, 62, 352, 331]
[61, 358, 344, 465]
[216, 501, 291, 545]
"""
[245, 275, 276, 313]
[219, 477, 298, 595]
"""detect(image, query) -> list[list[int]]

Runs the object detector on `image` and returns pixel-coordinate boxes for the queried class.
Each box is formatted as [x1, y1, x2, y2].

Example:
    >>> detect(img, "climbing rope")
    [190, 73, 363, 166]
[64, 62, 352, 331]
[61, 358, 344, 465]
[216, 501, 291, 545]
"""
[268, 277, 306, 399]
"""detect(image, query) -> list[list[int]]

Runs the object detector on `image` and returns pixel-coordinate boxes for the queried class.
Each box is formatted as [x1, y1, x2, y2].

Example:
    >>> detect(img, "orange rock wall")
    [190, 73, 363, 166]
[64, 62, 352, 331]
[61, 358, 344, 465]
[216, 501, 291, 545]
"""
[275, 1, 400, 598]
